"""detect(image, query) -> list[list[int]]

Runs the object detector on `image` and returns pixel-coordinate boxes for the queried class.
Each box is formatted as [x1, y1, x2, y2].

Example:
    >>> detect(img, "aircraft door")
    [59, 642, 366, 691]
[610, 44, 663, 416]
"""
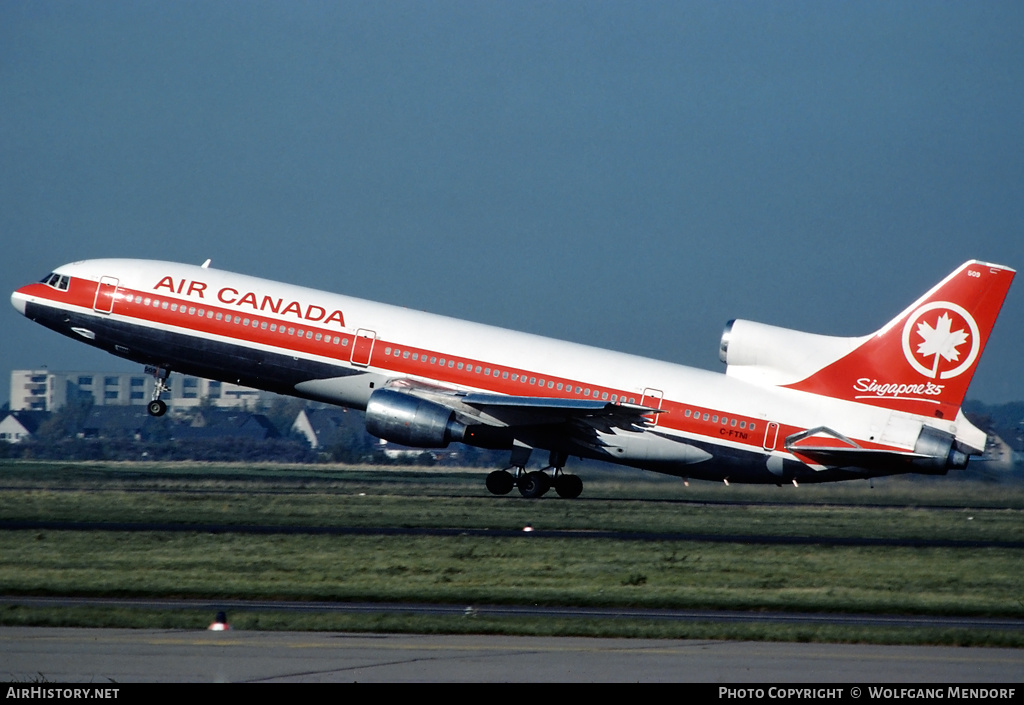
[351, 329, 376, 367]
[763, 422, 779, 451]
[93, 277, 119, 314]
[640, 388, 664, 426]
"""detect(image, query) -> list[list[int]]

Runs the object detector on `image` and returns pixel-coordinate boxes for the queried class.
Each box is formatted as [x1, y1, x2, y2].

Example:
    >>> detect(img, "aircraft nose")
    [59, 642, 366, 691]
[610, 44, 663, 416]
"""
[11, 288, 29, 316]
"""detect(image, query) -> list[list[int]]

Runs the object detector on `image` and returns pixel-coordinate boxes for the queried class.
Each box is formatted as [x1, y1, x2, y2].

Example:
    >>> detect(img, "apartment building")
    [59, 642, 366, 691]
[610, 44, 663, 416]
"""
[9, 369, 267, 412]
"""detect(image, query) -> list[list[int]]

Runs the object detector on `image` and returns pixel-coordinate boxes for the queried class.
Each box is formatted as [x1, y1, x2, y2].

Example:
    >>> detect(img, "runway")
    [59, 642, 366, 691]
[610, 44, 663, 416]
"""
[2, 627, 1022, 683]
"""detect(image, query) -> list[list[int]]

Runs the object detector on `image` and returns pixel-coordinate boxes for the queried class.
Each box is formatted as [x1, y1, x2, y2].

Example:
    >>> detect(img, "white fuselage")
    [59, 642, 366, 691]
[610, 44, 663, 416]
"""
[12, 258, 986, 484]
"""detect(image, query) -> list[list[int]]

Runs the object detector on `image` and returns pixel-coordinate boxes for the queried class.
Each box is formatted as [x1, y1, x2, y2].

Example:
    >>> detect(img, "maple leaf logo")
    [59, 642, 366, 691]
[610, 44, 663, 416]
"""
[915, 312, 970, 378]
[901, 302, 981, 380]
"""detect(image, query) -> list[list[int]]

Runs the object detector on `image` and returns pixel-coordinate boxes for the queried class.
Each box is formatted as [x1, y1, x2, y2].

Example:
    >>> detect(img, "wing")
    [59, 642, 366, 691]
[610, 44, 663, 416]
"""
[384, 377, 662, 428]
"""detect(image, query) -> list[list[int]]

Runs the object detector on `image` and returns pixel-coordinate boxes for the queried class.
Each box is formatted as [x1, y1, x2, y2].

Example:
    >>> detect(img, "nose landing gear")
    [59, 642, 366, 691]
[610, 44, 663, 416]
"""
[145, 366, 171, 417]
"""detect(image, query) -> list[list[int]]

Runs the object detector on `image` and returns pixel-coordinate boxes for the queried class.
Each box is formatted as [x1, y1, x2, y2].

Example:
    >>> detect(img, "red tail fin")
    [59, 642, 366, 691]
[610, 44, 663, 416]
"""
[786, 261, 1015, 419]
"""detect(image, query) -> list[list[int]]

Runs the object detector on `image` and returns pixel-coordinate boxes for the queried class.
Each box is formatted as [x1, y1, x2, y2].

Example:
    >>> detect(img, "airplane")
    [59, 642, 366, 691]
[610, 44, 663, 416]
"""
[10, 258, 1014, 498]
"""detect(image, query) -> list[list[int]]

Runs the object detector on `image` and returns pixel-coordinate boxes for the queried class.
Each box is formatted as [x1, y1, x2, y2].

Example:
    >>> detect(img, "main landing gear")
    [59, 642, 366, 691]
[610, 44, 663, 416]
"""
[146, 366, 171, 417]
[485, 450, 584, 499]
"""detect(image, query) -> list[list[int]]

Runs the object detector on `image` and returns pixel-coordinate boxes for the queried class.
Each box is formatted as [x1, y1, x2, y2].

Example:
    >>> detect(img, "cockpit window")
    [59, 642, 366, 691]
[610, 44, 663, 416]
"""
[40, 273, 70, 291]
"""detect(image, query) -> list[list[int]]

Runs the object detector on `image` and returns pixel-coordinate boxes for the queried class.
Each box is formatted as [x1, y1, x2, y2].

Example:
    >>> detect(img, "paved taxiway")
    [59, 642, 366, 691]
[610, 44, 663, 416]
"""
[3, 627, 1022, 682]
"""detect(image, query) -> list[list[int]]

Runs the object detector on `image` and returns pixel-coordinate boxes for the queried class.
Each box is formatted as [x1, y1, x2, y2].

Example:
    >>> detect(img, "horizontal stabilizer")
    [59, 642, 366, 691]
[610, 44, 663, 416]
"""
[785, 426, 862, 453]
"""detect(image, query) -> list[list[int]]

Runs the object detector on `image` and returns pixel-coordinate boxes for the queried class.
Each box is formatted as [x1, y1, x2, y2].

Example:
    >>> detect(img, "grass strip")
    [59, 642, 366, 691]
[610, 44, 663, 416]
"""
[1, 531, 1020, 618]
[2, 486, 1021, 543]
[1, 604, 1020, 648]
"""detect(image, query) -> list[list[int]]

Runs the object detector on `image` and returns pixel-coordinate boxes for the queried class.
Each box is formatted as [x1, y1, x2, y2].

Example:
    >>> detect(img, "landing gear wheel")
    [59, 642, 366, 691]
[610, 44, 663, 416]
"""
[518, 471, 550, 499]
[147, 399, 167, 417]
[486, 470, 515, 495]
[554, 474, 583, 499]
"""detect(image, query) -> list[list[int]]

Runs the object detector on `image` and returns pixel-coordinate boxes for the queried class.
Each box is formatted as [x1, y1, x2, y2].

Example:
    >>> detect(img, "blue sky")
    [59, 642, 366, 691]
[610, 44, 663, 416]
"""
[2, 1, 1022, 404]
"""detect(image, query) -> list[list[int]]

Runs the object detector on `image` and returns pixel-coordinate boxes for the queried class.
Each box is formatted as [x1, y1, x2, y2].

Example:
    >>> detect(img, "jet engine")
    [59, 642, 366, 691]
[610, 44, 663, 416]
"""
[364, 389, 467, 448]
[912, 425, 969, 474]
[719, 319, 865, 387]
